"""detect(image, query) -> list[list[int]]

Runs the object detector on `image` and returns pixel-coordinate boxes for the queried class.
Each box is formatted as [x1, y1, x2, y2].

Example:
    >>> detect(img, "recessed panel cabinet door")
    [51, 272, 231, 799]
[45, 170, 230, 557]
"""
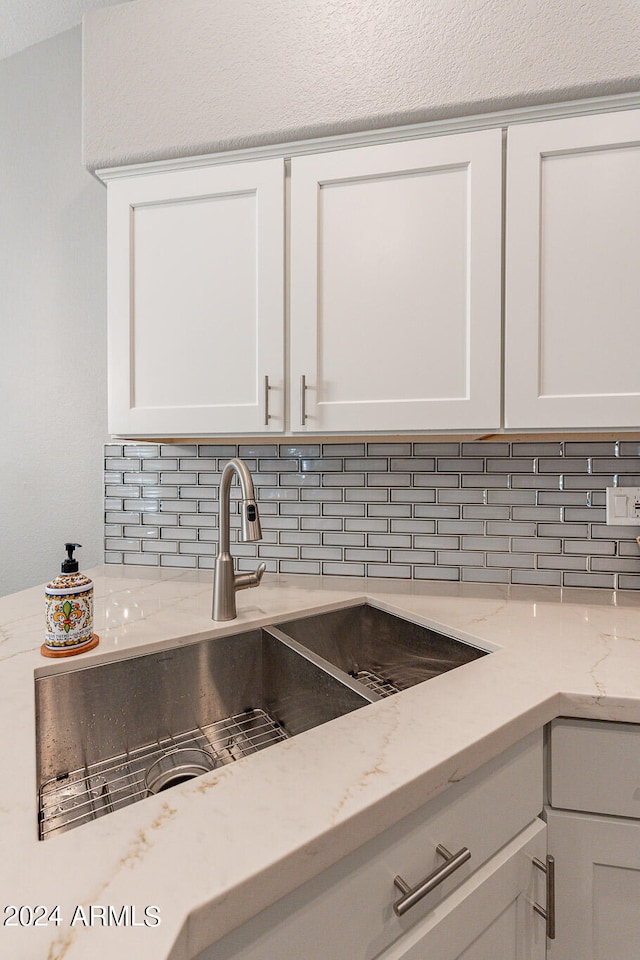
[546, 808, 640, 960]
[107, 159, 284, 435]
[290, 131, 502, 433]
[506, 109, 640, 429]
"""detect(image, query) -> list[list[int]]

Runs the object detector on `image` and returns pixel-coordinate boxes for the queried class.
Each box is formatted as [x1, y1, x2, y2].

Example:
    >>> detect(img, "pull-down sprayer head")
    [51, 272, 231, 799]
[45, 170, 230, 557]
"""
[240, 498, 262, 542]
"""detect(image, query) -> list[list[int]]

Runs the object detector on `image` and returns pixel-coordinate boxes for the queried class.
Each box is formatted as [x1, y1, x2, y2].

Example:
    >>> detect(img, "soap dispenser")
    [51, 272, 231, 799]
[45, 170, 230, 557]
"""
[42, 543, 99, 658]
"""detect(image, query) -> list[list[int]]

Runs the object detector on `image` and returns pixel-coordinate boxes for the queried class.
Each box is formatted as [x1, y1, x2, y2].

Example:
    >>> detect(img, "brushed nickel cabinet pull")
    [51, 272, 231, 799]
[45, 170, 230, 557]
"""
[533, 854, 556, 940]
[300, 374, 307, 425]
[393, 844, 471, 917]
[263, 375, 270, 426]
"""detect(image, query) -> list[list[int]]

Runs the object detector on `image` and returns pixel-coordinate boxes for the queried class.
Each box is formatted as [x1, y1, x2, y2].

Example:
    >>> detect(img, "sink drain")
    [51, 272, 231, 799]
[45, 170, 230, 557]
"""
[144, 747, 216, 795]
[39, 709, 289, 839]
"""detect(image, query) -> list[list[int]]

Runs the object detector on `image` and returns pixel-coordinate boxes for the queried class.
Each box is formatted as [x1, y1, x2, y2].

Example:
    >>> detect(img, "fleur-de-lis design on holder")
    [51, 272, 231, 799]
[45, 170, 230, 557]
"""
[52, 599, 84, 634]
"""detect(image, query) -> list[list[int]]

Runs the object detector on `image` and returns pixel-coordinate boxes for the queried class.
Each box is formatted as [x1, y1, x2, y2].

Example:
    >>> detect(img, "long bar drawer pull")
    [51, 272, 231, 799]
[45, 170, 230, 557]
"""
[533, 855, 556, 940]
[263, 375, 271, 426]
[300, 374, 307, 425]
[393, 844, 471, 917]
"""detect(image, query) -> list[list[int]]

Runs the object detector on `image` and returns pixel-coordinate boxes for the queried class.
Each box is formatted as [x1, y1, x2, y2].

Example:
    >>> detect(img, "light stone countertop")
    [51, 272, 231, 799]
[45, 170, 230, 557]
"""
[1, 565, 640, 959]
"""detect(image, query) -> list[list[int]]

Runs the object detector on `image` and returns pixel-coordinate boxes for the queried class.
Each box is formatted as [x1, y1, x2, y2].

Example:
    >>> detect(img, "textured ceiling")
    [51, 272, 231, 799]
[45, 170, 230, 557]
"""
[0, 0, 131, 60]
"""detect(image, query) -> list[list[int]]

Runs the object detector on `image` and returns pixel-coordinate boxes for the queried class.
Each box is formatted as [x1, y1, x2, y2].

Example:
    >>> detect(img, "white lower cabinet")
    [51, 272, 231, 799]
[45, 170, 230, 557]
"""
[546, 808, 640, 960]
[195, 731, 545, 960]
[547, 717, 640, 960]
[375, 820, 547, 960]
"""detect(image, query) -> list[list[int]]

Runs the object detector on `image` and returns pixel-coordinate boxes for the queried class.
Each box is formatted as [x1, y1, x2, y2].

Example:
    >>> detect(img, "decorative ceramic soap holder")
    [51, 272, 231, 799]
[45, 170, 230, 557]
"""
[41, 543, 99, 658]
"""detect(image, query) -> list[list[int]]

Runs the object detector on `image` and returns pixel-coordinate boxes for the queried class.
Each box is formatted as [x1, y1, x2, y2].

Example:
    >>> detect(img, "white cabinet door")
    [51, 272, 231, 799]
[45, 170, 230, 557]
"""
[290, 130, 502, 433]
[107, 159, 284, 436]
[505, 109, 640, 429]
[546, 807, 640, 960]
[376, 820, 547, 960]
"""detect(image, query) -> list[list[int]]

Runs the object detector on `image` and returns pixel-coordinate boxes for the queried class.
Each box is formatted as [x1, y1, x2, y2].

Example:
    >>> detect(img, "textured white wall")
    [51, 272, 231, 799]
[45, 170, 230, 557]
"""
[83, 0, 640, 170]
[0, 28, 107, 596]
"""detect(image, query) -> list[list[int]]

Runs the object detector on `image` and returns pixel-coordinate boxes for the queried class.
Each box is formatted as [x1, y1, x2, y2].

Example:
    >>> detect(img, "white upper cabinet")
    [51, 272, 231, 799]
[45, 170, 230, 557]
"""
[505, 109, 640, 429]
[107, 159, 285, 436]
[290, 130, 503, 433]
[104, 103, 640, 438]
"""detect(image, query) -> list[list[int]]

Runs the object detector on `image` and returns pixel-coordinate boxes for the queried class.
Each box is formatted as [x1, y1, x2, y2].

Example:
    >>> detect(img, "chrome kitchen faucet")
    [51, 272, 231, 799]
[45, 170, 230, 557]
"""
[212, 458, 265, 621]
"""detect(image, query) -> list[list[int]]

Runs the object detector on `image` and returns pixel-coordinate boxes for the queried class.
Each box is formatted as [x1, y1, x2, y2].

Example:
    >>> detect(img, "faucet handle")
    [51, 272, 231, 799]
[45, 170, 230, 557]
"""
[234, 562, 266, 592]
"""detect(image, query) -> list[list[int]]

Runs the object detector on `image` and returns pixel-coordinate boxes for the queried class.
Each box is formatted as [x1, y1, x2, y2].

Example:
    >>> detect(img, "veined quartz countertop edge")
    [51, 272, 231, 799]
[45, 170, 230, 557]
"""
[1, 567, 640, 960]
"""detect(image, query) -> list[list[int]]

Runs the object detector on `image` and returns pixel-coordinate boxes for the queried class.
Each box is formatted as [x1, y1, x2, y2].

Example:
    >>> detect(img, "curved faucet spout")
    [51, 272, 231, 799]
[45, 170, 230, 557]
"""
[213, 458, 264, 621]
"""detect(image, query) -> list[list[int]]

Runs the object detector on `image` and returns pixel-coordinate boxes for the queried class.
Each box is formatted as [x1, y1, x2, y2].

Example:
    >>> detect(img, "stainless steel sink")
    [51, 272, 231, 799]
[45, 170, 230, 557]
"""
[274, 603, 488, 698]
[35, 629, 373, 840]
[35, 604, 490, 840]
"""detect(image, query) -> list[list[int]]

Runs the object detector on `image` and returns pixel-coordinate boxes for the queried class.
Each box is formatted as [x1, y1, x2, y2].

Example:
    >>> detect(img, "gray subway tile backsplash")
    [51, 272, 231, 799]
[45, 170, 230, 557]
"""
[538, 554, 587, 571]
[564, 442, 617, 457]
[511, 569, 562, 586]
[618, 442, 640, 457]
[511, 537, 562, 554]
[322, 443, 364, 457]
[367, 442, 412, 456]
[437, 550, 485, 567]
[590, 556, 640, 573]
[619, 574, 640, 589]
[367, 563, 412, 578]
[462, 567, 509, 584]
[161, 555, 198, 569]
[461, 442, 510, 456]
[438, 488, 485, 504]
[128, 443, 161, 457]
[511, 442, 563, 456]
[486, 520, 537, 537]
[345, 548, 388, 563]
[322, 561, 365, 576]
[563, 571, 616, 589]
[438, 457, 484, 472]
[105, 440, 640, 591]
[123, 551, 158, 565]
[367, 503, 411, 518]
[437, 519, 485, 535]
[487, 552, 534, 569]
[414, 565, 460, 581]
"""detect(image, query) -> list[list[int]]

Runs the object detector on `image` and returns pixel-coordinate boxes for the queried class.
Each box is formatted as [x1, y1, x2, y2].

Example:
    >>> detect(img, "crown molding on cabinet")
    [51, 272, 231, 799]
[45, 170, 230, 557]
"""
[95, 91, 640, 183]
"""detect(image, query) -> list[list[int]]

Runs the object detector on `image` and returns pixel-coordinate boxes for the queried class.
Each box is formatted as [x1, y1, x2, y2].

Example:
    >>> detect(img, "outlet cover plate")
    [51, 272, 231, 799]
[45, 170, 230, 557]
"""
[605, 487, 640, 526]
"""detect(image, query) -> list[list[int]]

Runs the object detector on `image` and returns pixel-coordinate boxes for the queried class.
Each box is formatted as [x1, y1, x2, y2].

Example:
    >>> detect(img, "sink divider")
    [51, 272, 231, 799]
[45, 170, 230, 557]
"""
[262, 625, 384, 705]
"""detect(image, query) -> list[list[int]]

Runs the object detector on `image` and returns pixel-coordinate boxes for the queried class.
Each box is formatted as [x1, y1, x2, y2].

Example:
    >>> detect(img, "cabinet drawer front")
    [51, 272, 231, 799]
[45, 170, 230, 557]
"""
[550, 717, 640, 818]
[375, 819, 547, 960]
[200, 731, 543, 960]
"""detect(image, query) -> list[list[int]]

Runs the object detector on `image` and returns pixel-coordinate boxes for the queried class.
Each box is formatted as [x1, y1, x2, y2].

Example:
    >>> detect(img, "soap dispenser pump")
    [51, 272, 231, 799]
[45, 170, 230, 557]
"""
[42, 543, 99, 658]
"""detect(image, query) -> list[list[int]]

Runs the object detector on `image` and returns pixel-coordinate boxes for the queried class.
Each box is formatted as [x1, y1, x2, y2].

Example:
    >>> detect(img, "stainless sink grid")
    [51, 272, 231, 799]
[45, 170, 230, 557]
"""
[39, 708, 288, 840]
[351, 670, 400, 698]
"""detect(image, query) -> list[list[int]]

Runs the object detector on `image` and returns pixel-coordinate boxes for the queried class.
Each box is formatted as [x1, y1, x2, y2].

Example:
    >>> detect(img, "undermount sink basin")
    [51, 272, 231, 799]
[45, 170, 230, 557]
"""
[274, 603, 488, 698]
[35, 628, 372, 840]
[35, 603, 490, 840]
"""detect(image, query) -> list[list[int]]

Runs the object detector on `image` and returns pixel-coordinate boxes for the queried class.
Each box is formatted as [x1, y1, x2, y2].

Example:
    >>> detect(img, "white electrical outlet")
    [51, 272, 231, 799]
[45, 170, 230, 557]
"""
[605, 487, 640, 526]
